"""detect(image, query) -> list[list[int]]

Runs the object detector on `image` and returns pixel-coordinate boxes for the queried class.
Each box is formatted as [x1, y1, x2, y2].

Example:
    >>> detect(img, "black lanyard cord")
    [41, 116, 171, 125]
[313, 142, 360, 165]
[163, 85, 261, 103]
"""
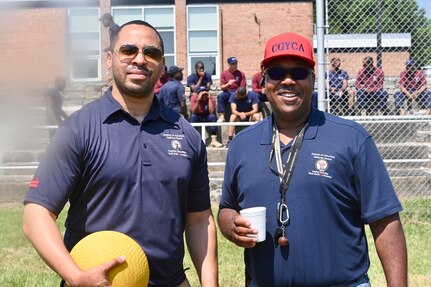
[270, 123, 308, 197]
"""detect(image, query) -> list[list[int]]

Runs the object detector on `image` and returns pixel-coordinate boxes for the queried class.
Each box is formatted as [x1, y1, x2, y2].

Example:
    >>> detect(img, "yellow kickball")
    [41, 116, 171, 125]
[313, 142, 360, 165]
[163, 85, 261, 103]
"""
[70, 230, 149, 287]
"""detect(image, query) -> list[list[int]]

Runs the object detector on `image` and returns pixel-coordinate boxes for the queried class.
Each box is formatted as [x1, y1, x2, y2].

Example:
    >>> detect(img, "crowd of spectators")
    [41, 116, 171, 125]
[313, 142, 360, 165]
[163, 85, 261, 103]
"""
[326, 56, 431, 116]
[152, 55, 431, 147]
[157, 57, 268, 147]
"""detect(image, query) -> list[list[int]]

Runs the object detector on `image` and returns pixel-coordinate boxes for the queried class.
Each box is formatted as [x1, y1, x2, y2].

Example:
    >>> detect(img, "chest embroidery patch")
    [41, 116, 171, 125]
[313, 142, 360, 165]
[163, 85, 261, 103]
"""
[163, 133, 188, 157]
[308, 153, 333, 179]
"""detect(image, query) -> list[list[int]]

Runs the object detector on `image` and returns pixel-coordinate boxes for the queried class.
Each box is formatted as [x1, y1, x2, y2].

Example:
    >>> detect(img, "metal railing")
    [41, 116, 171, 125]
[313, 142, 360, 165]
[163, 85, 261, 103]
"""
[0, 116, 430, 171]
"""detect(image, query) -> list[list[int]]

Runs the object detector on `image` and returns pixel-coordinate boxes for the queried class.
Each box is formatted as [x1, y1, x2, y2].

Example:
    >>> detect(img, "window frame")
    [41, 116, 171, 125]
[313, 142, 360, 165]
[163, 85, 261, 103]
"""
[186, 5, 220, 79]
[68, 7, 102, 82]
[112, 5, 176, 68]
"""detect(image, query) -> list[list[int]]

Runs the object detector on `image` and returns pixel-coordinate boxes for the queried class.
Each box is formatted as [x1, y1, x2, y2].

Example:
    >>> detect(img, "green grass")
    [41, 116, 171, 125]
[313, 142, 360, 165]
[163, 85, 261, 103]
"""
[1, 201, 430, 286]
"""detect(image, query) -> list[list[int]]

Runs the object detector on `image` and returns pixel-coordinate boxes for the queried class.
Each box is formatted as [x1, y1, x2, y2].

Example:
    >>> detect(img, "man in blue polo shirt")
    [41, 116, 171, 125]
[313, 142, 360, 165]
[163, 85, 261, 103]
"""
[158, 65, 189, 119]
[218, 32, 407, 286]
[23, 20, 218, 287]
[326, 57, 355, 116]
[227, 87, 260, 144]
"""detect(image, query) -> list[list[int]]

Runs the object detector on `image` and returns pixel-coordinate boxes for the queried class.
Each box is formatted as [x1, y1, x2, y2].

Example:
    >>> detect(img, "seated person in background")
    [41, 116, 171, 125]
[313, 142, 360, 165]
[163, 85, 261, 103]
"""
[394, 59, 431, 115]
[354, 56, 389, 115]
[251, 61, 271, 118]
[227, 87, 260, 144]
[187, 61, 213, 95]
[158, 65, 189, 119]
[326, 57, 354, 116]
[154, 66, 169, 97]
[251, 61, 267, 102]
[189, 86, 223, 148]
[217, 57, 247, 122]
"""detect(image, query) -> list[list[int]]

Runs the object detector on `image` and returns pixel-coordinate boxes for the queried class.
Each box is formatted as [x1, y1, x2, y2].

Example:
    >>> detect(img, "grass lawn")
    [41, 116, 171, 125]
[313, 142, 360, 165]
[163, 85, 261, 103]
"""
[0, 201, 430, 286]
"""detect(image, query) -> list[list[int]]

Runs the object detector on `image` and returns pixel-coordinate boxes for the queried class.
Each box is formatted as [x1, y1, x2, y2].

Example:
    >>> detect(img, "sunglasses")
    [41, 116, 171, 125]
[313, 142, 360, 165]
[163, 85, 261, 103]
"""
[116, 44, 164, 63]
[265, 67, 313, 81]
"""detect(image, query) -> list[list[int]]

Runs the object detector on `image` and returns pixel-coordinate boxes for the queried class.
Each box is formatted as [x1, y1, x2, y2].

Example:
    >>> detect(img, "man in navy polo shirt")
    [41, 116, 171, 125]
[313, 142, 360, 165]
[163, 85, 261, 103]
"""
[227, 87, 260, 144]
[326, 57, 355, 116]
[23, 20, 218, 287]
[218, 32, 407, 286]
[158, 65, 189, 119]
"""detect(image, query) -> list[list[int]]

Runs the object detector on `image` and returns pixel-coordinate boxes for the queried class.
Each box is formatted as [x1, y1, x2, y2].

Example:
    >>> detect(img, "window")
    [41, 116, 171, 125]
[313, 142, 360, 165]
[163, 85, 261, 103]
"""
[112, 6, 175, 68]
[187, 5, 219, 77]
[68, 8, 101, 81]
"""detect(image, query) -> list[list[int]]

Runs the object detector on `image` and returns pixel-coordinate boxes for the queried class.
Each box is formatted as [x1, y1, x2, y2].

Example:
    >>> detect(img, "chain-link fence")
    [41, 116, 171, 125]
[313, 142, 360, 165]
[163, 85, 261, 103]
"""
[321, 0, 431, 242]
[323, 0, 431, 117]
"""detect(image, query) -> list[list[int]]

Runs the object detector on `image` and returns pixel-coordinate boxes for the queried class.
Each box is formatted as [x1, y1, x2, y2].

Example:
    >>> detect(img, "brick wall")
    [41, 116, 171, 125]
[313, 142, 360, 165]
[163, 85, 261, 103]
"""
[0, 8, 68, 88]
[218, 2, 314, 78]
[326, 52, 410, 79]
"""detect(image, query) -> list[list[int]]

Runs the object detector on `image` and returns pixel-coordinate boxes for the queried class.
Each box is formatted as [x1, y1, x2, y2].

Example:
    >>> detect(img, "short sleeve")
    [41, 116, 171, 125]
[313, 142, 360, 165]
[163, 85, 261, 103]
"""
[353, 137, 402, 223]
[24, 124, 83, 216]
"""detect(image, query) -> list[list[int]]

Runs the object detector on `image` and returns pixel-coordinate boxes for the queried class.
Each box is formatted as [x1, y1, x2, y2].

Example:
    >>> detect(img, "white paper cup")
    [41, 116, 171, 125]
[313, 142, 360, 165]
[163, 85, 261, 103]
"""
[240, 207, 266, 242]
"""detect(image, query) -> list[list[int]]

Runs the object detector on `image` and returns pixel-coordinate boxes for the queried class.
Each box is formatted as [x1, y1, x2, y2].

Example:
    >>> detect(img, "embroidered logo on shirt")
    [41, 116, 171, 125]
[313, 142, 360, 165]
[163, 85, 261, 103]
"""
[315, 159, 328, 172]
[29, 177, 39, 188]
[171, 139, 182, 150]
[163, 133, 188, 157]
[308, 153, 333, 179]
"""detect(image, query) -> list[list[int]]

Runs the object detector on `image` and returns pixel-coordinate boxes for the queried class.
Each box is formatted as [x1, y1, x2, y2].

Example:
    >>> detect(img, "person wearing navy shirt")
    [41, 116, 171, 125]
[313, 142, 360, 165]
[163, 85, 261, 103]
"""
[326, 57, 354, 116]
[23, 20, 218, 287]
[187, 61, 213, 94]
[227, 87, 260, 144]
[158, 65, 189, 119]
[218, 32, 407, 287]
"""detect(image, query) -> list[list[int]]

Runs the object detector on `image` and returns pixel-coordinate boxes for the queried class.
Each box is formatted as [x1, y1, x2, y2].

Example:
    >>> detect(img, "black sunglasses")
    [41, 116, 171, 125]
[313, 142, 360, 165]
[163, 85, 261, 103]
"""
[116, 44, 164, 63]
[265, 67, 313, 81]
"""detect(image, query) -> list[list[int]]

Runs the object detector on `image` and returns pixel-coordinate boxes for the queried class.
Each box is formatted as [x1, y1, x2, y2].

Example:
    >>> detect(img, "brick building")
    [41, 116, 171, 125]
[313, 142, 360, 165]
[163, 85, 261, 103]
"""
[0, 0, 313, 88]
[0, 0, 413, 110]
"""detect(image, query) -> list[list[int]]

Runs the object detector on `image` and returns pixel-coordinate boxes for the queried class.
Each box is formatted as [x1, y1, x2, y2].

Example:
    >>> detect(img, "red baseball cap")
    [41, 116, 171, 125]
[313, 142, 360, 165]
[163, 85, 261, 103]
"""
[262, 33, 315, 68]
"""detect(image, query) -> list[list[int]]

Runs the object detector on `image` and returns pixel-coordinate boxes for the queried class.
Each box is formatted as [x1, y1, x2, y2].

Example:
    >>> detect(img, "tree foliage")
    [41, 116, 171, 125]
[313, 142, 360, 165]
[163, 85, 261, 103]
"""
[314, 0, 431, 66]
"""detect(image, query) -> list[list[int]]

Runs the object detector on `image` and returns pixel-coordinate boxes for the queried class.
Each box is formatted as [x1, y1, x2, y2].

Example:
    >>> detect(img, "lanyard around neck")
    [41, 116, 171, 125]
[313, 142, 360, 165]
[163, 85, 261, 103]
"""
[270, 122, 308, 198]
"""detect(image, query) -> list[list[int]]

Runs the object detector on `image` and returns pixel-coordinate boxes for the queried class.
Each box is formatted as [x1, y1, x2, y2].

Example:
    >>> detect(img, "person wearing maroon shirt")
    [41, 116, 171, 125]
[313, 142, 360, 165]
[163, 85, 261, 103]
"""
[189, 86, 223, 147]
[354, 56, 389, 115]
[154, 66, 169, 97]
[251, 62, 266, 101]
[217, 57, 246, 122]
[394, 59, 431, 115]
[251, 62, 271, 118]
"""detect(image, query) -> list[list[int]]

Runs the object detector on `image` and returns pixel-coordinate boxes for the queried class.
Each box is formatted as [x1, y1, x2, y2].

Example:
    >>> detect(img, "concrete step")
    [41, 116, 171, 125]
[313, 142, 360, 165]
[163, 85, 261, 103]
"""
[0, 163, 38, 176]
[0, 175, 32, 203]
[358, 117, 430, 144]
[2, 150, 44, 164]
[378, 142, 430, 161]
[389, 169, 431, 199]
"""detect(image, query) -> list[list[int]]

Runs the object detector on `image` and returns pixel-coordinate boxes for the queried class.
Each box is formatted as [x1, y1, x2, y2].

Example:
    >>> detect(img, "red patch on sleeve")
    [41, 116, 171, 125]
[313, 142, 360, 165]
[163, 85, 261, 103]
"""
[29, 177, 39, 188]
